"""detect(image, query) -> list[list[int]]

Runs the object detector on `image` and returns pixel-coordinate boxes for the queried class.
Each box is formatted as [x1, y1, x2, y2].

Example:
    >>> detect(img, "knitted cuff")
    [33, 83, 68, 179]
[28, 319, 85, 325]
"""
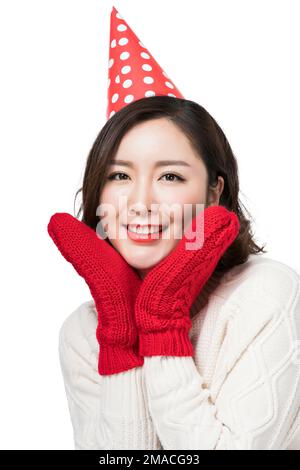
[138, 328, 194, 357]
[98, 343, 144, 376]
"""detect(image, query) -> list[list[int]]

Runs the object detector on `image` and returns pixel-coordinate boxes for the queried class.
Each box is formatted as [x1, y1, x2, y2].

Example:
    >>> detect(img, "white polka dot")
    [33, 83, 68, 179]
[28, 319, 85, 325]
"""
[117, 24, 127, 32]
[168, 93, 176, 97]
[116, 13, 123, 20]
[108, 58, 114, 68]
[142, 64, 152, 72]
[118, 37, 128, 46]
[123, 79, 132, 88]
[115, 74, 120, 83]
[124, 94, 134, 103]
[139, 41, 146, 48]
[109, 110, 116, 118]
[141, 52, 150, 59]
[145, 90, 156, 97]
[107, 78, 111, 88]
[111, 39, 116, 48]
[143, 76, 154, 84]
[162, 71, 170, 78]
[112, 93, 119, 103]
[120, 51, 130, 60]
[165, 81, 174, 89]
[121, 65, 131, 74]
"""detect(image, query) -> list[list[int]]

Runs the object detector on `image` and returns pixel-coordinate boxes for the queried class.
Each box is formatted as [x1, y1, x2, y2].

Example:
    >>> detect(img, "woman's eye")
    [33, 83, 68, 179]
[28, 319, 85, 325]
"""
[107, 172, 185, 182]
[107, 172, 129, 181]
[160, 173, 185, 182]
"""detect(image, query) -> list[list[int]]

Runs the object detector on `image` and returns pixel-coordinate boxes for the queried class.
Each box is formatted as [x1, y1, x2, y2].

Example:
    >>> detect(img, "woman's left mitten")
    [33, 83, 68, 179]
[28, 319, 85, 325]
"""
[134, 205, 240, 357]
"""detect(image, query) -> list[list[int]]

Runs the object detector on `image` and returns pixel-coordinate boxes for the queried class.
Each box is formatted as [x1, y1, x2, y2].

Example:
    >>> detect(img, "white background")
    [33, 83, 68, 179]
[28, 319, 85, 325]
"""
[0, 0, 299, 449]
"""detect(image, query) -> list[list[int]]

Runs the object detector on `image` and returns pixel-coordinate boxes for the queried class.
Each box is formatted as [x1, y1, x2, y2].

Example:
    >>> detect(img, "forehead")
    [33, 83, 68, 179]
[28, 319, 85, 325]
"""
[114, 117, 202, 166]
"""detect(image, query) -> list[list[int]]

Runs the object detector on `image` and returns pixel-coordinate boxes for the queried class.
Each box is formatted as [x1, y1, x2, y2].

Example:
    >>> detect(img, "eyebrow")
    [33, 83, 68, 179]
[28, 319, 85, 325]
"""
[110, 159, 191, 168]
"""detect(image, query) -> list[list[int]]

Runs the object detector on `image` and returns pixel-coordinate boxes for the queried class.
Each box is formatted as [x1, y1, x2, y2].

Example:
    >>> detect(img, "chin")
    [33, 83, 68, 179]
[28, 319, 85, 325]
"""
[109, 236, 177, 270]
[122, 255, 159, 271]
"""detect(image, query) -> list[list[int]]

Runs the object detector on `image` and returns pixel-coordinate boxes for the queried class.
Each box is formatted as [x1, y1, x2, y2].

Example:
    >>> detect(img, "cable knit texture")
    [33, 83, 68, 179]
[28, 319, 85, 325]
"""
[48, 212, 143, 375]
[58, 254, 300, 450]
[135, 205, 240, 356]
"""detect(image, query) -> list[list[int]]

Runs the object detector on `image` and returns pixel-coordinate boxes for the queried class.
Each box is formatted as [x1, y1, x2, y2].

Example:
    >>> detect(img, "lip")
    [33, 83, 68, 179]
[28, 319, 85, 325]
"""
[123, 224, 168, 243]
[124, 223, 168, 231]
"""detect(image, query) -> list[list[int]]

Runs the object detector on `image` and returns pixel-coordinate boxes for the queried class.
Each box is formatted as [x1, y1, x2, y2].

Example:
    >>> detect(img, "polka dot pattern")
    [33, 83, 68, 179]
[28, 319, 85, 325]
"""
[123, 79, 132, 88]
[124, 94, 134, 103]
[120, 51, 130, 60]
[145, 90, 156, 97]
[121, 65, 131, 74]
[165, 81, 174, 89]
[143, 76, 154, 84]
[119, 37, 129, 46]
[117, 24, 127, 32]
[106, 6, 184, 120]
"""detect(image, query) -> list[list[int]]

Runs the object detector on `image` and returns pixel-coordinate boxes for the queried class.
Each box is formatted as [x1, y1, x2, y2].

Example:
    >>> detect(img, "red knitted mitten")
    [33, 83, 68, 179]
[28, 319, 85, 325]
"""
[134, 205, 240, 357]
[47, 213, 143, 375]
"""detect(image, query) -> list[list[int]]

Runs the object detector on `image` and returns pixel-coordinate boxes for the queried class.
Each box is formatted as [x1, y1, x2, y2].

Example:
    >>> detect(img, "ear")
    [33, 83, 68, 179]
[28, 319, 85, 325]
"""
[206, 176, 224, 207]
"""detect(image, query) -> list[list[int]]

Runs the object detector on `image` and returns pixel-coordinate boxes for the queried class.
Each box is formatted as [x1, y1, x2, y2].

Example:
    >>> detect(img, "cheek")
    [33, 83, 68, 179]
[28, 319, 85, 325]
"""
[100, 185, 133, 222]
[181, 181, 207, 204]
[156, 180, 206, 205]
[100, 185, 121, 208]
[98, 188, 118, 238]
[158, 184, 206, 225]
[99, 185, 125, 220]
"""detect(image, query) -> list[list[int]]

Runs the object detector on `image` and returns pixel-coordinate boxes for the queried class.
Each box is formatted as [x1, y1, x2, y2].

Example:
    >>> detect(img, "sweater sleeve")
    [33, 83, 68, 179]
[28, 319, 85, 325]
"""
[58, 303, 162, 450]
[142, 272, 300, 450]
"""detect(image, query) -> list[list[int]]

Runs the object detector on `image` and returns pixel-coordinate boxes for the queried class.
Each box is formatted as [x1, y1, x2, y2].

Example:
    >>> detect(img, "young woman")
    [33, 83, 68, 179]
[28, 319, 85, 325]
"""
[48, 96, 300, 450]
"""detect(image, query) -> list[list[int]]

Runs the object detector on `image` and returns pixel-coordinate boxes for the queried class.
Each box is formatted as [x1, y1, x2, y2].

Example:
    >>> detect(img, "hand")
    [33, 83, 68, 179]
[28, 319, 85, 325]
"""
[47, 212, 143, 375]
[134, 205, 240, 357]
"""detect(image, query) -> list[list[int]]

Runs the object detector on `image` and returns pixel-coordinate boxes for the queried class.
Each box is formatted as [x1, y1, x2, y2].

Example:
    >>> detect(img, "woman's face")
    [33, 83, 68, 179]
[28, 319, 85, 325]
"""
[99, 117, 224, 279]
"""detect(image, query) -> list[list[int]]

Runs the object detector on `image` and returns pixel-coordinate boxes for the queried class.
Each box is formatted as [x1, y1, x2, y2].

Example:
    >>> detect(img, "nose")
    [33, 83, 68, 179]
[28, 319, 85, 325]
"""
[127, 178, 157, 219]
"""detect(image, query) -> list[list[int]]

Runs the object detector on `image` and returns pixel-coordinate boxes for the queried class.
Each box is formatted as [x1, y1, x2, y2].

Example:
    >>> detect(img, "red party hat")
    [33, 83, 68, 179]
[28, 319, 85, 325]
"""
[106, 5, 185, 120]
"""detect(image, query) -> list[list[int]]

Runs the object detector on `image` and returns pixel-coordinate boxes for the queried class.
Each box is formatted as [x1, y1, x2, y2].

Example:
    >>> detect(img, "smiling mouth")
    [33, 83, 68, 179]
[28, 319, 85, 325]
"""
[123, 224, 168, 234]
[120, 224, 170, 242]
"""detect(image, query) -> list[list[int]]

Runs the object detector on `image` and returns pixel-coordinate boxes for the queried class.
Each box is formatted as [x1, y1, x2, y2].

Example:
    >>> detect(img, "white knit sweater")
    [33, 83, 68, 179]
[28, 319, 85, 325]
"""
[58, 253, 300, 450]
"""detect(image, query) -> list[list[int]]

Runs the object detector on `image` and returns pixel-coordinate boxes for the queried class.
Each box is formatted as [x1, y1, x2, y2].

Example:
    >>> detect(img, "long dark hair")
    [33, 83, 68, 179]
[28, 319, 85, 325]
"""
[74, 96, 266, 285]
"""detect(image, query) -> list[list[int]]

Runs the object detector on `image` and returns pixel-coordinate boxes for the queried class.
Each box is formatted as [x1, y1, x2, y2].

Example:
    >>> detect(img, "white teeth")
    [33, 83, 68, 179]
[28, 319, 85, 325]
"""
[127, 225, 162, 234]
